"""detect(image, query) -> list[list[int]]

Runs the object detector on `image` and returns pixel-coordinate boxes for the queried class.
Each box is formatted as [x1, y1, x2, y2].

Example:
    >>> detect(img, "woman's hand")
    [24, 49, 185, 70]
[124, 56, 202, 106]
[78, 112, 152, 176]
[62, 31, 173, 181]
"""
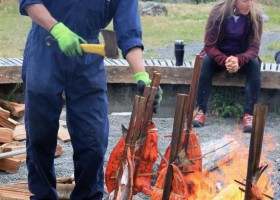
[225, 56, 240, 73]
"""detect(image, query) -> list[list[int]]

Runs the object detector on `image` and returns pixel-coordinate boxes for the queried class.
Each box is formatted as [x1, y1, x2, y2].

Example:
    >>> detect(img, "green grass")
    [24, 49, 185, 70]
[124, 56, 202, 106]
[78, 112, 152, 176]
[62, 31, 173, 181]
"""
[0, 0, 279, 62]
[0, 0, 31, 57]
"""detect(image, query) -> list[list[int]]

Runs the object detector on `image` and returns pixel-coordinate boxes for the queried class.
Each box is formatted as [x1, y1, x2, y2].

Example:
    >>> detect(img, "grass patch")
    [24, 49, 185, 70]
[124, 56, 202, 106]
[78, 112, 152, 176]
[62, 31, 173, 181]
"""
[0, 0, 279, 62]
[0, 0, 31, 57]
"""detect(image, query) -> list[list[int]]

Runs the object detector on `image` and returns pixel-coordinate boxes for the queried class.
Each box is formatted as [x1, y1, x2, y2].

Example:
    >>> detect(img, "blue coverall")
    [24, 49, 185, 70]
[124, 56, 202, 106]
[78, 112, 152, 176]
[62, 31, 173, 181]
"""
[19, 0, 143, 199]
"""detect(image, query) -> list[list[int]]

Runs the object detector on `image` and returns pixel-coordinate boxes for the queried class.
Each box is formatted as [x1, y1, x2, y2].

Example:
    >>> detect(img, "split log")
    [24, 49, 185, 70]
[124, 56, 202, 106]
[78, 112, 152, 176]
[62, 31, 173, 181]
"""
[0, 99, 25, 118]
[55, 143, 64, 157]
[0, 181, 74, 200]
[0, 107, 10, 119]
[0, 127, 13, 143]
[0, 141, 24, 152]
[0, 185, 31, 200]
[0, 115, 19, 129]
[13, 124, 26, 141]
[58, 125, 71, 143]
[56, 177, 75, 184]
[0, 157, 21, 173]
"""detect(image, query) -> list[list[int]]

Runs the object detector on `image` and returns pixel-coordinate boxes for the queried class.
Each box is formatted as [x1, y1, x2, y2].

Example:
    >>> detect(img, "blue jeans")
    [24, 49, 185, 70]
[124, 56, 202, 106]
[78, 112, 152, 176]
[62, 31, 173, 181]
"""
[196, 55, 261, 115]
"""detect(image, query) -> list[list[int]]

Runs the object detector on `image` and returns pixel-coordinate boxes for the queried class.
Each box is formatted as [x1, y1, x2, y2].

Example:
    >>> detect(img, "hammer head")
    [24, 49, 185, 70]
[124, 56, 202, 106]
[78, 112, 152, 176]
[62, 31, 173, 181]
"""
[101, 29, 119, 59]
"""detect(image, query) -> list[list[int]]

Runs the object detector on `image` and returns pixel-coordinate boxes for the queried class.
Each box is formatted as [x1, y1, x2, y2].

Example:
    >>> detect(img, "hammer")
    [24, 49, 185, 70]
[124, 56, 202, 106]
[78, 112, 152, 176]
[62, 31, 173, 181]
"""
[45, 29, 119, 59]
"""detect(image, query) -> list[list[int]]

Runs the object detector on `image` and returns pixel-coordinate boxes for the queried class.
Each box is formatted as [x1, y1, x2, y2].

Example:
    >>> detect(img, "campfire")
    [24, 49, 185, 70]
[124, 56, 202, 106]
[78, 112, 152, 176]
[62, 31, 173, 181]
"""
[106, 56, 275, 200]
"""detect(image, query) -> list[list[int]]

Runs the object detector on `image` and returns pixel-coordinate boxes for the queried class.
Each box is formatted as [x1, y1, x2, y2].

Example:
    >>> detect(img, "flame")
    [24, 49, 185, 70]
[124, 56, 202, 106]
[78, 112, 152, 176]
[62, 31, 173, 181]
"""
[181, 132, 275, 199]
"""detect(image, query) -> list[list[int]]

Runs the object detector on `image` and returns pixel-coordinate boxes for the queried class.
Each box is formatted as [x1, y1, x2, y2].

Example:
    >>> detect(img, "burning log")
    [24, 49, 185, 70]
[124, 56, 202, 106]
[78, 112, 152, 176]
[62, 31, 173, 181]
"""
[201, 135, 240, 173]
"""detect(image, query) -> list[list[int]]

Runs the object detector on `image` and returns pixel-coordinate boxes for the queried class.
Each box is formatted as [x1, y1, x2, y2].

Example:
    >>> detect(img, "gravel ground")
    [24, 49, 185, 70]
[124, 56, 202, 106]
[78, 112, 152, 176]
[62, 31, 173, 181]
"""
[0, 109, 279, 199]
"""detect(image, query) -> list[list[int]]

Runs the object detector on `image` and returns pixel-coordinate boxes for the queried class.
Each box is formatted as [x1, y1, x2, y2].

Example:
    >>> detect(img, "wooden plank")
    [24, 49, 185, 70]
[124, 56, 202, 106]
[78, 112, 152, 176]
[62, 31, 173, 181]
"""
[6, 58, 23, 65]
[0, 115, 20, 129]
[0, 107, 10, 119]
[13, 124, 26, 141]
[165, 59, 174, 66]
[0, 58, 17, 66]
[55, 143, 64, 157]
[260, 70, 280, 89]
[0, 127, 13, 143]
[58, 125, 71, 143]
[0, 157, 21, 173]
[158, 59, 168, 66]
[0, 142, 25, 153]
[0, 58, 280, 89]
[12, 154, 26, 163]
[0, 185, 31, 199]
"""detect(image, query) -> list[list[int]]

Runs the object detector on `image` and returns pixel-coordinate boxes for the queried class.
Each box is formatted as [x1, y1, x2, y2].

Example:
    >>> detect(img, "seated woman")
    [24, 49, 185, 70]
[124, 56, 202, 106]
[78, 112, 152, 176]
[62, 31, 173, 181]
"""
[193, 0, 263, 133]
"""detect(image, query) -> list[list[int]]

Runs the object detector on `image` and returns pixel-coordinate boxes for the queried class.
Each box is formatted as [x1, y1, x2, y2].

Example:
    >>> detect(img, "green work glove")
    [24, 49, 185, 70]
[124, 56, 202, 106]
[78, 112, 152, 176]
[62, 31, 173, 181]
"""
[50, 22, 87, 57]
[133, 72, 163, 114]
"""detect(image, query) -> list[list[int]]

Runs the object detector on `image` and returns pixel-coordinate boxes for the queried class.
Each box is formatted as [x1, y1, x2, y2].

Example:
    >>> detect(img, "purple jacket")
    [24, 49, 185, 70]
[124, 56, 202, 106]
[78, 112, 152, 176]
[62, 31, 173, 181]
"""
[200, 4, 263, 68]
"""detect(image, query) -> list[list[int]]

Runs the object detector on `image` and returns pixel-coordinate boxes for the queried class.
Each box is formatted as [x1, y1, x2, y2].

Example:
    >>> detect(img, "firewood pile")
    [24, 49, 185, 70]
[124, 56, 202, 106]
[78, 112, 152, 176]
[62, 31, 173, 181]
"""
[0, 99, 71, 199]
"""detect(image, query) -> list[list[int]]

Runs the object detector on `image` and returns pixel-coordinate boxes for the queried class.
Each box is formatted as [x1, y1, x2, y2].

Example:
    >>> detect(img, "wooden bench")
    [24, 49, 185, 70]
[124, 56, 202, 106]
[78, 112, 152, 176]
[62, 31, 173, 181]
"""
[0, 57, 280, 89]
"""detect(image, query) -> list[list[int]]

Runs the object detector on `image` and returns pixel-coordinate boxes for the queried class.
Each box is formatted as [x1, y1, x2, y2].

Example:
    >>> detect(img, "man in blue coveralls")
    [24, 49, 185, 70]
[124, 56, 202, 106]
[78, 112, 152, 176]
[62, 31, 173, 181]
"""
[19, 0, 162, 199]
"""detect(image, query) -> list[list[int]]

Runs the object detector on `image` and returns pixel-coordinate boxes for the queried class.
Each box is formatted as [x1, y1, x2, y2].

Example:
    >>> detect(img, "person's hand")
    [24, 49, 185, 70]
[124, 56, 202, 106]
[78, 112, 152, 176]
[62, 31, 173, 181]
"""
[225, 56, 239, 73]
[50, 22, 87, 56]
[133, 72, 163, 114]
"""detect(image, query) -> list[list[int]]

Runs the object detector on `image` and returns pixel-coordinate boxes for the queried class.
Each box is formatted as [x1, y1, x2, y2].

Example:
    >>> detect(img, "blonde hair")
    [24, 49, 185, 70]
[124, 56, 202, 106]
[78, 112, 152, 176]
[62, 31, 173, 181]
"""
[206, 0, 261, 43]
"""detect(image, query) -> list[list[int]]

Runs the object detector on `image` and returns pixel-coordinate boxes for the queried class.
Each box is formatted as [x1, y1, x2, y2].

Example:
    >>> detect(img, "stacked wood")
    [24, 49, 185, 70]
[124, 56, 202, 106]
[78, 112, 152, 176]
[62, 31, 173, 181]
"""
[0, 102, 24, 173]
[0, 128, 13, 143]
[0, 178, 75, 200]
[0, 99, 25, 119]
[58, 124, 71, 143]
[13, 124, 26, 141]
[0, 100, 68, 174]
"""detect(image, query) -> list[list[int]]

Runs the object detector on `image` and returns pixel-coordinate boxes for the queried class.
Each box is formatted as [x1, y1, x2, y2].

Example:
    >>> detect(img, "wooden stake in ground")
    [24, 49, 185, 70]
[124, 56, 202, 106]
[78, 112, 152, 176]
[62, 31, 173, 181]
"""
[244, 104, 268, 200]
[112, 95, 146, 200]
[162, 94, 188, 200]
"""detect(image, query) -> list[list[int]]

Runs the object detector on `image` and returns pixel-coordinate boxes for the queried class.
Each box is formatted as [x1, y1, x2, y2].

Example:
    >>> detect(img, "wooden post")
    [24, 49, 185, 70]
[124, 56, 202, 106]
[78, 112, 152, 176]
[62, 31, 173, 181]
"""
[244, 104, 267, 200]
[162, 94, 188, 200]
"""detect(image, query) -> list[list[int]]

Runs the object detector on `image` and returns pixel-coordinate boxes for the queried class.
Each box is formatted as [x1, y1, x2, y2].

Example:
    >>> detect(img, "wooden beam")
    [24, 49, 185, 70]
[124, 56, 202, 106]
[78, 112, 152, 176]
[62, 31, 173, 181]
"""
[1, 58, 280, 89]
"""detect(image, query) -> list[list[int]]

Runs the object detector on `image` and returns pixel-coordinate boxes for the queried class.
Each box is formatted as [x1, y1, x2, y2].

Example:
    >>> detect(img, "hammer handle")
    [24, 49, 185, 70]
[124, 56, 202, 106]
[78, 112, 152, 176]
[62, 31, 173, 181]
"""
[80, 44, 105, 57]
[45, 36, 105, 57]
